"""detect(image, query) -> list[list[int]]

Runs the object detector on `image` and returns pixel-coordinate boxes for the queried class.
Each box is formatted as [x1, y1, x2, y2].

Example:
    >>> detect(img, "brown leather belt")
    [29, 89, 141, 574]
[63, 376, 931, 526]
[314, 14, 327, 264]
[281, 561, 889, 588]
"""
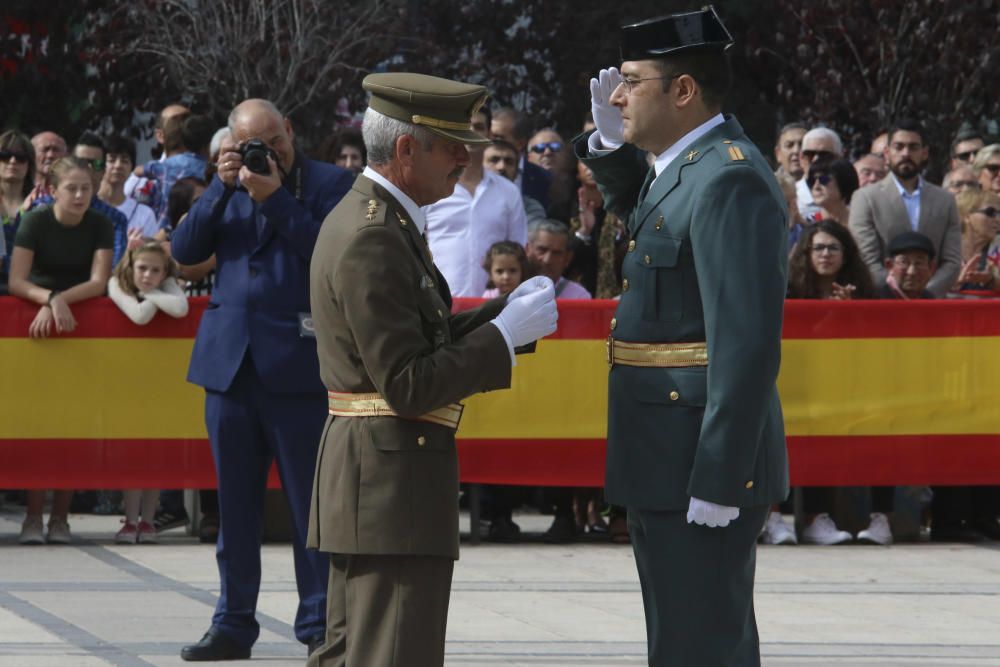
[607, 337, 708, 369]
[327, 391, 464, 430]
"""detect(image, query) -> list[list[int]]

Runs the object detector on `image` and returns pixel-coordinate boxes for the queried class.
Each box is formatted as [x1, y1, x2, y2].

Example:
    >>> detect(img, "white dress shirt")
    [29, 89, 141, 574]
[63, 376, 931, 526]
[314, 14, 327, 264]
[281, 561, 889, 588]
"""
[423, 170, 528, 297]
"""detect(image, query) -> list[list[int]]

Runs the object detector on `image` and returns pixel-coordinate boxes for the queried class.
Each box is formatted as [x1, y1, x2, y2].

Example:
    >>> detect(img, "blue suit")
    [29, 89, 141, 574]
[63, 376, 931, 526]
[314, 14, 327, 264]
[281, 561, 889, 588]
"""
[172, 155, 353, 649]
[521, 159, 552, 208]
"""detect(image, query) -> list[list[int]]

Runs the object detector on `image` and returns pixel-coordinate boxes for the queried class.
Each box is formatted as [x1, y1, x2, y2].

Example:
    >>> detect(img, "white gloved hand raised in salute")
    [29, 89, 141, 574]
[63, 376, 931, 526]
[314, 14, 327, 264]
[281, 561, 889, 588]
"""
[686, 497, 740, 528]
[590, 67, 625, 150]
[491, 277, 558, 349]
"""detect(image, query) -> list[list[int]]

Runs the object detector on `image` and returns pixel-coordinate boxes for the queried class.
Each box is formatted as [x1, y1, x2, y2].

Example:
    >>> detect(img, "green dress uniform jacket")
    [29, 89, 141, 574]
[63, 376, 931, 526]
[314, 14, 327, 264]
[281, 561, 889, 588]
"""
[576, 115, 789, 512]
[307, 174, 512, 560]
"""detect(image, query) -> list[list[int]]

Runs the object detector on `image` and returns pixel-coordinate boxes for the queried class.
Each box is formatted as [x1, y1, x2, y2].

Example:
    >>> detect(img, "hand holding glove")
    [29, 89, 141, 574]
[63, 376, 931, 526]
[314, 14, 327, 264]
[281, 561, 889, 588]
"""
[506, 276, 554, 303]
[491, 280, 558, 348]
[686, 497, 740, 528]
[589, 67, 625, 150]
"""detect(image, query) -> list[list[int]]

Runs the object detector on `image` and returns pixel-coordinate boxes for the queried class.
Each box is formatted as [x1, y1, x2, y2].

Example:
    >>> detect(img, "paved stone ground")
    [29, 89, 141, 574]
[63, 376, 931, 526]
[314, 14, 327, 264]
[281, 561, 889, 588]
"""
[1, 506, 1000, 666]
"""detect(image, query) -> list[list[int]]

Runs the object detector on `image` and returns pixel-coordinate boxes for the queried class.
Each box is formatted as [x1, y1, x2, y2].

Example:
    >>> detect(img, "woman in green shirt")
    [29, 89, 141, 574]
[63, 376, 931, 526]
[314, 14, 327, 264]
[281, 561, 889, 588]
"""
[7, 156, 114, 545]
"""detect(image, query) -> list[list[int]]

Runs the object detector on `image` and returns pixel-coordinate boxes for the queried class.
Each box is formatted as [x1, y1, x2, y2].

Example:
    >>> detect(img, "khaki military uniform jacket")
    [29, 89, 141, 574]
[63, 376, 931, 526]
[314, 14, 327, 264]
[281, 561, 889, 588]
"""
[575, 116, 790, 511]
[307, 175, 512, 559]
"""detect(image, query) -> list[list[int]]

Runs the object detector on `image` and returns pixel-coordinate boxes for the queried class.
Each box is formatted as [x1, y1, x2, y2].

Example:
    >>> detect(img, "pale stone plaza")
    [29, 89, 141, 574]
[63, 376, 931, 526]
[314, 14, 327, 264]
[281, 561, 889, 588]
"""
[1, 508, 999, 666]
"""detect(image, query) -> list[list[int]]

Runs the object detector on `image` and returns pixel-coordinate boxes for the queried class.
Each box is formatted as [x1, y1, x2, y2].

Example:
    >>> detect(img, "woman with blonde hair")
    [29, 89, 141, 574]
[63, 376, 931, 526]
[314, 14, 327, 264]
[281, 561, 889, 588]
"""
[954, 188, 1000, 293]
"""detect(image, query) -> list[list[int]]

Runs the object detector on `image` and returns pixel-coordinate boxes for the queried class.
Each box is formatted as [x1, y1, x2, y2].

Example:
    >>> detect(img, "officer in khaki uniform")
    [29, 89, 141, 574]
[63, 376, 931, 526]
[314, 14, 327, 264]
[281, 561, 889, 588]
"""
[306, 73, 558, 667]
[574, 7, 789, 666]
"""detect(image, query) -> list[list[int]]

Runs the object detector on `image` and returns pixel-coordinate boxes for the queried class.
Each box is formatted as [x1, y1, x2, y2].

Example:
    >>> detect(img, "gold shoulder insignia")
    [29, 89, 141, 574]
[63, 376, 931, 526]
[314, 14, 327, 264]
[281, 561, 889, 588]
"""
[685, 150, 699, 161]
[365, 199, 379, 221]
[727, 145, 746, 161]
[395, 211, 408, 227]
[722, 140, 733, 144]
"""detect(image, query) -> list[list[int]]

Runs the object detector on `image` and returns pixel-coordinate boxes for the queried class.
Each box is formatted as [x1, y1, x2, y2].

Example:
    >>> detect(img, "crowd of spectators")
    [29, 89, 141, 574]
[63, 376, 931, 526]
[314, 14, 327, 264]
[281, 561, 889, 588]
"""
[2, 97, 999, 548]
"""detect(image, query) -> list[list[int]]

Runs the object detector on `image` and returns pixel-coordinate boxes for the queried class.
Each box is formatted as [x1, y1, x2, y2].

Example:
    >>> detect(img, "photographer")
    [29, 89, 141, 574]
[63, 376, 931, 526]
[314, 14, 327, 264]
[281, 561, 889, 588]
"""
[170, 98, 353, 662]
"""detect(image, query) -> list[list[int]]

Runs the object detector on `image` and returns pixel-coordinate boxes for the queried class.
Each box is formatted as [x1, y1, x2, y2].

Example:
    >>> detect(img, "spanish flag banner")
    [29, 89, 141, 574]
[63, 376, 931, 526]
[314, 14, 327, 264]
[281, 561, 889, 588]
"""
[1, 297, 998, 488]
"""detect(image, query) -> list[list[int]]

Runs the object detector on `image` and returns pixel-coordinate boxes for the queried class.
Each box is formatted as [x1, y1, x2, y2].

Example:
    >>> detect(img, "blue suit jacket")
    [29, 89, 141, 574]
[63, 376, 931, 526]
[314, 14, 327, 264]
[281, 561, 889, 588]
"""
[521, 160, 552, 209]
[171, 156, 353, 394]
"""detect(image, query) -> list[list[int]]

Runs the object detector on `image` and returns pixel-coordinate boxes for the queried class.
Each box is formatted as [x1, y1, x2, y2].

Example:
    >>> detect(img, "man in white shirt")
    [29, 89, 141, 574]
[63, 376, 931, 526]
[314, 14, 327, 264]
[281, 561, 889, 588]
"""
[424, 107, 528, 297]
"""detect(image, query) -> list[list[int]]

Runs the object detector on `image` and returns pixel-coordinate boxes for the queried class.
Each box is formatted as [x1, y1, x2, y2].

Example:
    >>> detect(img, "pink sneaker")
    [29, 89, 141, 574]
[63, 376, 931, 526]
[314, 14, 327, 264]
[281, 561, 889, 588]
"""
[115, 521, 138, 544]
[137, 521, 158, 544]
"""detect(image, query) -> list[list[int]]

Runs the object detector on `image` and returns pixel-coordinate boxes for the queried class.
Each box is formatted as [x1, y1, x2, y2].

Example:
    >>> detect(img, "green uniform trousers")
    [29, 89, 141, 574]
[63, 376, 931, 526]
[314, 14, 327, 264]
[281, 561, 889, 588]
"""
[628, 505, 769, 666]
[307, 553, 454, 667]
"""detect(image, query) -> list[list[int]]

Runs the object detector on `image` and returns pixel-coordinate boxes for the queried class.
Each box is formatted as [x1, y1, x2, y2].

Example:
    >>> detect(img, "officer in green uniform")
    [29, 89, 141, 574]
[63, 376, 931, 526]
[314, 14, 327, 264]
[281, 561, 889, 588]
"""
[306, 73, 558, 666]
[574, 7, 789, 666]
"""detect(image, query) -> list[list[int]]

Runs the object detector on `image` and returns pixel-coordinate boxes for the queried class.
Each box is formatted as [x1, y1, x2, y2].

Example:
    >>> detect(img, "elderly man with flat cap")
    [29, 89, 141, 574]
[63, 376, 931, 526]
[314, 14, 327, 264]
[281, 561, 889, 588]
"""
[574, 6, 789, 665]
[306, 73, 558, 666]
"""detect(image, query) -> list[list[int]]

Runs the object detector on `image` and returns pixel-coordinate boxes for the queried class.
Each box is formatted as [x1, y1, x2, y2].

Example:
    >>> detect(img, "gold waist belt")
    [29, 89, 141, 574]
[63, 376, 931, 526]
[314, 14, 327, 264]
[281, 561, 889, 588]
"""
[327, 392, 464, 430]
[607, 338, 708, 369]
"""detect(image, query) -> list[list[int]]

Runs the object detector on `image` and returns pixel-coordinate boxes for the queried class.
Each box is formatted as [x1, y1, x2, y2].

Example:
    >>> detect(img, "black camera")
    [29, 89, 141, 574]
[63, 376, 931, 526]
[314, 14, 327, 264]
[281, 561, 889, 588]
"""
[238, 139, 278, 175]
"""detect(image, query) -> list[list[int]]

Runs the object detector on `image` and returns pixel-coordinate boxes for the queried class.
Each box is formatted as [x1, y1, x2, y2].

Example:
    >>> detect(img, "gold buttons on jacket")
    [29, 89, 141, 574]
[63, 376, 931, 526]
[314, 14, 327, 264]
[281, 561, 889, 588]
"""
[655, 216, 664, 230]
[610, 318, 617, 330]
[644, 255, 651, 265]
[417, 436, 426, 446]
[622, 278, 629, 292]
[745, 480, 754, 489]
[669, 391, 680, 401]
[627, 240, 636, 252]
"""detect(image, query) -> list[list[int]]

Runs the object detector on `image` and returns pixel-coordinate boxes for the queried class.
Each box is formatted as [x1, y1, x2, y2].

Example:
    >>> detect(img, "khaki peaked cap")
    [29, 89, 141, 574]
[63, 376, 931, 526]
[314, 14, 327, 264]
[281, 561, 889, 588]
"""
[362, 72, 491, 145]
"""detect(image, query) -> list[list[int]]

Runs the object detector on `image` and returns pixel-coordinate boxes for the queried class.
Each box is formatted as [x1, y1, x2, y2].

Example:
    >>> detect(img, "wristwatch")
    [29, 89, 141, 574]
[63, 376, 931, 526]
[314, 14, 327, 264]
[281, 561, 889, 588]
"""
[46, 290, 60, 306]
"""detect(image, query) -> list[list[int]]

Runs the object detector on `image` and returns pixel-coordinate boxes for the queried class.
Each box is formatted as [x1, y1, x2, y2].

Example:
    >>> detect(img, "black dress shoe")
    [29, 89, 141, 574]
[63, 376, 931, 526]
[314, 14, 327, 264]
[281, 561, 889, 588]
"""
[486, 516, 521, 543]
[181, 627, 251, 661]
[930, 525, 988, 543]
[971, 518, 1000, 540]
[308, 634, 325, 656]
[542, 515, 578, 543]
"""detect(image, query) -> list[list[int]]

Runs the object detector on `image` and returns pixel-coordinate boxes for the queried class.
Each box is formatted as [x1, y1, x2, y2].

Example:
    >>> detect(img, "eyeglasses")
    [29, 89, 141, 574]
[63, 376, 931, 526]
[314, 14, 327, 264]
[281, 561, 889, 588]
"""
[619, 73, 682, 93]
[983, 164, 1000, 175]
[84, 158, 106, 171]
[892, 256, 931, 270]
[807, 174, 832, 188]
[0, 150, 29, 163]
[974, 207, 999, 218]
[950, 180, 981, 191]
[954, 150, 978, 162]
[801, 149, 833, 161]
[810, 243, 843, 255]
[529, 142, 563, 154]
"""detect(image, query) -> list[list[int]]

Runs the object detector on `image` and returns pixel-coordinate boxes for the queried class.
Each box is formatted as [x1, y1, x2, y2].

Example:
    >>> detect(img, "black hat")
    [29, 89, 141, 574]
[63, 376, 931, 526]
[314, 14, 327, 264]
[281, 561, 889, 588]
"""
[887, 231, 936, 260]
[620, 5, 734, 61]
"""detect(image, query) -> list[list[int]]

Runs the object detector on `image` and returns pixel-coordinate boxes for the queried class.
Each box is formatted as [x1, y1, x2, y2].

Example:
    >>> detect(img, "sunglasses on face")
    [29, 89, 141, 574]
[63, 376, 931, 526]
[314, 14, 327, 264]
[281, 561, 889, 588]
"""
[0, 150, 29, 163]
[951, 180, 981, 191]
[984, 164, 1000, 175]
[807, 174, 832, 188]
[801, 149, 832, 161]
[84, 158, 106, 171]
[975, 207, 1000, 218]
[530, 141, 562, 154]
[954, 150, 978, 162]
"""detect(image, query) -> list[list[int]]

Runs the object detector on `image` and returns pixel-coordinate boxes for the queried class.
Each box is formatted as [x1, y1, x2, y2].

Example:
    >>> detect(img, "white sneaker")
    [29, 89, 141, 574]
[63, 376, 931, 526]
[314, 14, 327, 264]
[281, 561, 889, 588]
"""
[19, 516, 45, 545]
[801, 513, 852, 545]
[857, 512, 893, 545]
[46, 518, 72, 544]
[760, 512, 797, 545]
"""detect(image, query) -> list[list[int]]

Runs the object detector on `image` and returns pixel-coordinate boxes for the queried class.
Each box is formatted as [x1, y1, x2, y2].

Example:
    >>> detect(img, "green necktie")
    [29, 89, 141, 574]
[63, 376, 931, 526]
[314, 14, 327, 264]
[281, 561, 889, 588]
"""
[637, 166, 656, 208]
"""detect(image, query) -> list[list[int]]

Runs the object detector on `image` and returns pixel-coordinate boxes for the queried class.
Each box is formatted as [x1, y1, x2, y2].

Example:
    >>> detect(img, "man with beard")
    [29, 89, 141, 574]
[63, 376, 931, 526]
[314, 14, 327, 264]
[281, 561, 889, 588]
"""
[849, 118, 961, 296]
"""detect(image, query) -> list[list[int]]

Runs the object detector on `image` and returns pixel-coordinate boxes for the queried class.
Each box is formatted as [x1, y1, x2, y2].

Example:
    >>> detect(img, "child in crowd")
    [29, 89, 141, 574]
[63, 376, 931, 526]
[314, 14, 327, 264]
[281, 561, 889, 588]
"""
[481, 241, 530, 297]
[108, 239, 188, 325]
[108, 240, 189, 543]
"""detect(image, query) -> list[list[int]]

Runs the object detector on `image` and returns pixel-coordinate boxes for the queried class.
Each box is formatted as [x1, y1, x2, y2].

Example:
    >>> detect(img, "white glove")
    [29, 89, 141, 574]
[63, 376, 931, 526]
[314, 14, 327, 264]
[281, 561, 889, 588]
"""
[506, 276, 554, 304]
[686, 497, 740, 528]
[491, 281, 558, 348]
[590, 67, 625, 150]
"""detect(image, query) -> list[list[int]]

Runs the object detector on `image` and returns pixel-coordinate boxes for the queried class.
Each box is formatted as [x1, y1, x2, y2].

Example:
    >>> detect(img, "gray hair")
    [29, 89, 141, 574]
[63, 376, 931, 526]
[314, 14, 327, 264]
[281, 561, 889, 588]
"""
[227, 99, 284, 134]
[209, 127, 231, 157]
[362, 108, 435, 165]
[801, 127, 843, 155]
[527, 219, 571, 243]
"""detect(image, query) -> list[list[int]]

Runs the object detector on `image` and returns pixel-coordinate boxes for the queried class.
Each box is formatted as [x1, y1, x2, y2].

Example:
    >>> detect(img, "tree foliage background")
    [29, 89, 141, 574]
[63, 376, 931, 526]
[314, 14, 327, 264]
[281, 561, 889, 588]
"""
[1, 0, 997, 175]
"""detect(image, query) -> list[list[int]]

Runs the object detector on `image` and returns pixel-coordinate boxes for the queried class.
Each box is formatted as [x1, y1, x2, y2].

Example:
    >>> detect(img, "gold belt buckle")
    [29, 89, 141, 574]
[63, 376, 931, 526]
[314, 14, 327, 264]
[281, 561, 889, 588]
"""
[606, 335, 615, 369]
